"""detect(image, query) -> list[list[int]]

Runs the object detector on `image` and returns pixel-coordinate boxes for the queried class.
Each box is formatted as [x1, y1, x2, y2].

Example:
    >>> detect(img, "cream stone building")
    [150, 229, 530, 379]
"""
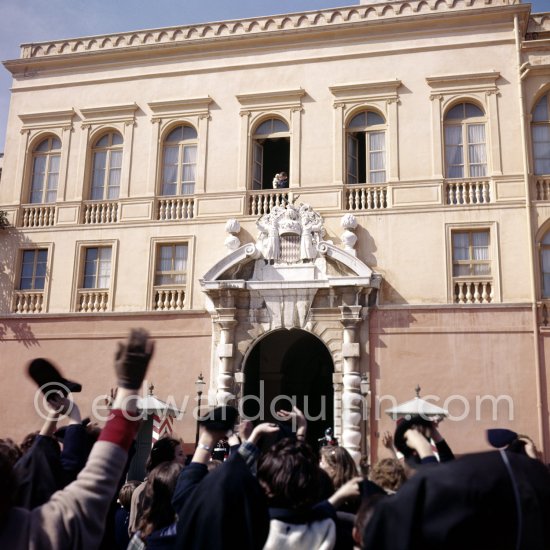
[1, 0, 550, 461]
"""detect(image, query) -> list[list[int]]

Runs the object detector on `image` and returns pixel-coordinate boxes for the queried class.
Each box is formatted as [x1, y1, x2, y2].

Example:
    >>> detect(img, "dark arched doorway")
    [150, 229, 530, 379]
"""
[243, 329, 334, 447]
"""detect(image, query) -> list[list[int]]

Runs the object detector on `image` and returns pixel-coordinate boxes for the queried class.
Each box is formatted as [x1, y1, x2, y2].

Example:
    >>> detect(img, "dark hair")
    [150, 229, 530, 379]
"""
[145, 437, 181, 473]
[118, 480, 141, 511]
[320, 445, 358, 489]
[0, 439, 22, 467]
[257, 438, 325, 509]
[138, 461, 182, 539]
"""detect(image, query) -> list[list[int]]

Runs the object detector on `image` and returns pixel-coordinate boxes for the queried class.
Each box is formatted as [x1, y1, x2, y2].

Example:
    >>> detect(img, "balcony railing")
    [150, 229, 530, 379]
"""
[19, 204, 56, 227]
[77, 289, 110, 312]
[345, 184, 388, 211]
[453, 278, 493, 304]
[153, 286, 186, 311]
[157, 197, 195, 220]
[535, 176, 550, 201]
[12, 291, 44, 313]
[248, 190, 289, 216]
[83, 200, 119, 224]
[446, 180, 490, 205]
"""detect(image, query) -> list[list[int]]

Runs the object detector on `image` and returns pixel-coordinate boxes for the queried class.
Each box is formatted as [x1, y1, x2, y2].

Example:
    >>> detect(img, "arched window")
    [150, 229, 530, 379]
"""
[252, 117, 290, 190]
[541, 230, 550, 298]
[29, 136, 61, 203]
[90, 132, 123, 200]
[346, 110, 386, 184]
[161, 125, 197, 195]
[444, 102, 487, 179]
[532, 93, 550, 176]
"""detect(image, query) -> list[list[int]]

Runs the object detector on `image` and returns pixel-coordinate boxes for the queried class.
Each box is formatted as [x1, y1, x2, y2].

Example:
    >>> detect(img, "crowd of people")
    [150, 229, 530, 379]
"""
[1, 328, 550, 549]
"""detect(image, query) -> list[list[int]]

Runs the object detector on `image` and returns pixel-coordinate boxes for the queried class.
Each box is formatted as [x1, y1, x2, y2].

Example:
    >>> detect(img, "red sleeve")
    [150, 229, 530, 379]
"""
[98, 409, 140, 451]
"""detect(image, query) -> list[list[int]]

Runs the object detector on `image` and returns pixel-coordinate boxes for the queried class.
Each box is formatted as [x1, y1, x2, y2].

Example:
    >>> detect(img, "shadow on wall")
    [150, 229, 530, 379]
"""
[0, 226, 39, 348]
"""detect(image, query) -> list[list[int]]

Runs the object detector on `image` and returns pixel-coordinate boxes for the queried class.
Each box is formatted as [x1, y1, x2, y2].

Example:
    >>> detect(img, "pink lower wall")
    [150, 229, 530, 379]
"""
[368, 306, 548, 461]
[2, 305, 548, 465]
[0, 312, 212, 447]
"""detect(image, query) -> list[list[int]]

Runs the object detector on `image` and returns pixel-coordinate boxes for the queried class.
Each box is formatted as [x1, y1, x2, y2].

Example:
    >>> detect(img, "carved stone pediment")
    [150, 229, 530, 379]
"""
[201, 206, 380, 330]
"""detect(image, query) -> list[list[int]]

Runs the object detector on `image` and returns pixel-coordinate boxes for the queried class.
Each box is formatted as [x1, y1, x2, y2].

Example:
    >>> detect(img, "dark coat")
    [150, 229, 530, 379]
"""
[175, 453, 269, 550]
[363, 450, 550, 550]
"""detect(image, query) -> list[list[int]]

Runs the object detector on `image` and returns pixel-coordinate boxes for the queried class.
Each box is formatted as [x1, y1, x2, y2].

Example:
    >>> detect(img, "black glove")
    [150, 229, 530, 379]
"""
[115, 328, 154, 390]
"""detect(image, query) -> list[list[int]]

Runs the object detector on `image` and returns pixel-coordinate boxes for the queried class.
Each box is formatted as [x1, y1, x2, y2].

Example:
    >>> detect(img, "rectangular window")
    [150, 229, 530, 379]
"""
[19, 249, 48, 290]
[368, 131, 386, 183]
[452, 230, 490, 277]
[83, 247, 112, 289]
[445, 125, 464, 178]
[155, 244, 188, 286]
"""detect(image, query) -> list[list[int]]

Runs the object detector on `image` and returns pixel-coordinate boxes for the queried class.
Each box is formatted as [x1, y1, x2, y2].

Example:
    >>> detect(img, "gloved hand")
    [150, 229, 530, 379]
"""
[115, 328, 154, 390]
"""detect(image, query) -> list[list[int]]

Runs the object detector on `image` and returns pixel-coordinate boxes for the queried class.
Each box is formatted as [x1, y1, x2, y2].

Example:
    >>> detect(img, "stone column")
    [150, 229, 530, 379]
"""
[340, 305, 363, 463]
[215, 307, 237, 405]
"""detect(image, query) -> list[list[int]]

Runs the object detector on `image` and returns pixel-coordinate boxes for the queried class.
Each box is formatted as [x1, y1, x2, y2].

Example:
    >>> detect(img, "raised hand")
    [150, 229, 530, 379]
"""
[114, 328, 154, 390]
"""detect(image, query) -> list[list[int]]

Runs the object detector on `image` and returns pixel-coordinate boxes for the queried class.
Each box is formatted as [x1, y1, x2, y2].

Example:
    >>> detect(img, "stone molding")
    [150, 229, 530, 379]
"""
[19, 0, 520, 60]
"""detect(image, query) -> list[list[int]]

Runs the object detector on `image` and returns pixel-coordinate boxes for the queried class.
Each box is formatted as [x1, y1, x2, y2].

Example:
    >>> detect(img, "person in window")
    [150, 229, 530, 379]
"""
[278, 172, 288, 188]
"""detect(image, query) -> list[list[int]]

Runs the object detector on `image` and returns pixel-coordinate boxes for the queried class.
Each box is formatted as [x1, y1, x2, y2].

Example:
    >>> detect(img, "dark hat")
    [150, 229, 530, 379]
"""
[487, 428, 518, 449]
[28, 358, 82, 397]
[393, 415, 433, 457]
[198, 405, 239, 431]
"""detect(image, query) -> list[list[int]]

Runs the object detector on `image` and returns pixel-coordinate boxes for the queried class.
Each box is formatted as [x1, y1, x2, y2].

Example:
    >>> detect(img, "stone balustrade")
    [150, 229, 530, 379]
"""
[535, 176, 550, 201]
[453, 278, 493, 304]
[248, 190, 289, 216]
[446, 180, 491, 205]
[12, 291, 44, 313]
[345, 185, 388, 211]
[153, 287, 186, 311]
[77, 290, 110, 312]
[83, 201, 119, 224]
[19, 205, 56, 228]
[157, 197, 195, 221]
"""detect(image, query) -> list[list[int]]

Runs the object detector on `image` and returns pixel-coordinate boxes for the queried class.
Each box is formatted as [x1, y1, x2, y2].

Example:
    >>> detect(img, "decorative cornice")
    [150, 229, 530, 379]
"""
[236, 89, 305, 112]
[426, 71, 500, 97]
[148, 97, 212, 121]
[19, 109, 75, 130]
[15, 0, 528, 61]
[330, 80, 401, 106]
[80, 103, 138, 125]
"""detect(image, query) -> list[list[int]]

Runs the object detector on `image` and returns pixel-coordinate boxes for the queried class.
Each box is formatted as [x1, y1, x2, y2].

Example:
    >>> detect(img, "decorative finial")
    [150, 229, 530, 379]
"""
[415, 385, 421, 398]
[148, 382, 154, 396]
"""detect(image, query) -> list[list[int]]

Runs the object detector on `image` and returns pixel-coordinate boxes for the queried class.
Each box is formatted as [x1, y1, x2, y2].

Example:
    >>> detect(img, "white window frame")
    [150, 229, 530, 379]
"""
[79, 104, 138, 201]
[72, 240, 118, 312]
[13, 243, 54, 312]
[345, 110, 387, 185]
[160, 125, 198, 196]
[17, 109, 75, 205]
[29, 136, 61, 204]
[148, 98, 212, 196]
[444, 102, 487, 179]
[531, 92, 550, 177]
[236, 89, 305, 190]
[148, 237, 195, 310]
[330, 80, 401, 185]
[445, 222, 500, 304]
[89, 131, 124, 201]
[426, 71, 501, 179]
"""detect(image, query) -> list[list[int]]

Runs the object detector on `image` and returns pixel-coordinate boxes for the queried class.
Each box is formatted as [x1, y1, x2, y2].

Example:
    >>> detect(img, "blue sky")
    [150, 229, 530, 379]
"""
[0, 0, 548, 152]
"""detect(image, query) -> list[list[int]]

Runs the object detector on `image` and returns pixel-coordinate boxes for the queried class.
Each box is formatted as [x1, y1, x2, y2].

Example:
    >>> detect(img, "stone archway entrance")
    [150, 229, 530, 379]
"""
[243, 329, 334, 446]
[200, 204, 382, 461]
